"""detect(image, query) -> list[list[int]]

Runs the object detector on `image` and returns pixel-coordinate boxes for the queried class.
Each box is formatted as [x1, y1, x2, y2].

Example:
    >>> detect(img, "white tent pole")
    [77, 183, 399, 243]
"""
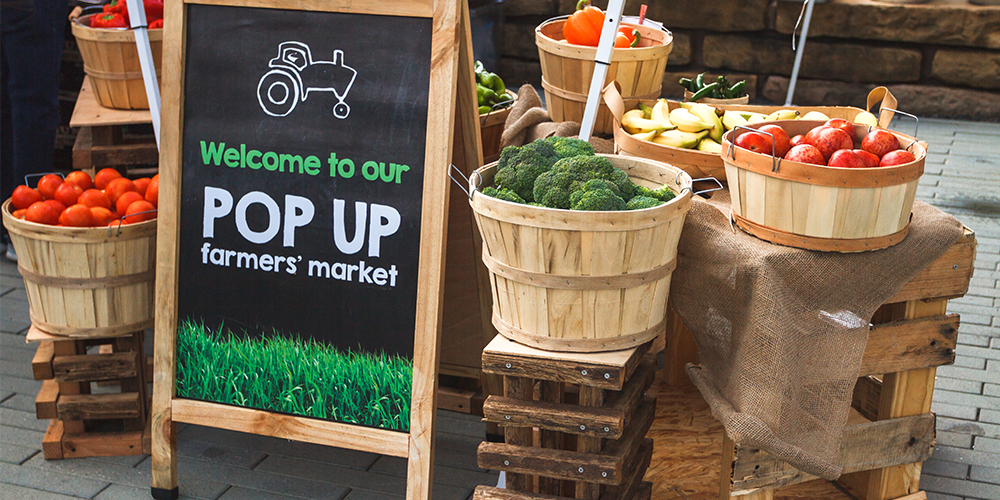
[125, 0, 161, 147]
[785, 0, 815, 106]
[578, 0, 626, 141]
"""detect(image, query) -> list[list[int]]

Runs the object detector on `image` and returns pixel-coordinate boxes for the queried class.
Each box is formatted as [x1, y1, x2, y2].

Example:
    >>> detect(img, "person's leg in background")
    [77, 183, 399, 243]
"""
[1, 0, 68, 261]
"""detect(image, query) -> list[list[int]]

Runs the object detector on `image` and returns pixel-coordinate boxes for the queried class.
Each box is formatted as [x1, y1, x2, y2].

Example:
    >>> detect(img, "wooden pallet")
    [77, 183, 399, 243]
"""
[69, 77, 158, 178]
[476, 335, 655, 500]
[661, 227, 976, 500]
[28, 325, 152, 459]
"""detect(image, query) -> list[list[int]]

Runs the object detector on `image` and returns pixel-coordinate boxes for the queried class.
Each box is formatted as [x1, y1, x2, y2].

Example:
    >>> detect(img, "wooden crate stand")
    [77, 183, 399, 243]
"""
[28, 325, 152, 459]
[661, 228, 976, 500]
[70, 77, 158, 178]
[475, 335, 656, 500]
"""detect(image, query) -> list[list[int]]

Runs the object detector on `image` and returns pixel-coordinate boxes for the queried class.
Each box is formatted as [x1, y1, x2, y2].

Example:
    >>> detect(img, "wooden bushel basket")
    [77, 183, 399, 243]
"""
[1, 200, 156, 337]
[536, 18, 672, 136]
[71, 13, 162, 110]
[468, 154, 692, 352]
[721, 121, 926, 252]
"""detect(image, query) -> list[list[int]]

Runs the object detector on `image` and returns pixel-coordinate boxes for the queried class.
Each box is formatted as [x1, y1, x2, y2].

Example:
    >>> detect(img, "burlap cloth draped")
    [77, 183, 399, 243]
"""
[498, 82, 965, 479]
[673, 190, 963, 479]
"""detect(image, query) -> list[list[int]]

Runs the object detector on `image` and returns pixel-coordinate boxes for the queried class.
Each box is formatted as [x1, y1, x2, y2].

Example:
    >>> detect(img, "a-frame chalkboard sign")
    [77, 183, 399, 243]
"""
[151, 0, 481, 499]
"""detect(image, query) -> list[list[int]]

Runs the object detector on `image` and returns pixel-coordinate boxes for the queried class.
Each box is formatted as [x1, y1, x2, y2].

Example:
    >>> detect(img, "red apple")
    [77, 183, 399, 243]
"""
[759, 124, 791, 158]
[735, 131, 773, 156]
[803, 125, 830, 148]
[854, 149, 880, 168]
[828, 149, 866, 168]
[808, 127, 854, 161]
[825, 118, 857, 143]
[790, 134, 805, 147]
[784, 144, 825, 166]
[861, 129, 901, 159]
[879, 149, 917, 167]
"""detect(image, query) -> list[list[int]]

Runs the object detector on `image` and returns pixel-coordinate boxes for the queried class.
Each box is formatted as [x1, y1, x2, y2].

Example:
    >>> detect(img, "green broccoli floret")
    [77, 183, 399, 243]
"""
[494, 141, 562, 202]
[634, 184, 677, 203]
[625, 196, 663, 210]
[543, 136, 595, 159]
[571, 188, 626, 211]
[608, 168, 636, 201]
[482, 186, 525, 204]
[532, 155, 622, 209]
[571, 179, 620, 201]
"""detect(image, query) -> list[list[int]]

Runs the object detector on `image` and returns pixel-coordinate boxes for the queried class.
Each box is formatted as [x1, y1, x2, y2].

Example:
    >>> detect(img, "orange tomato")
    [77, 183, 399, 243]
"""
[11, 185, 43, 210]
[145, 176, 159, 207]
[12, 208, 27, 219]
[65, 171, 94, 191]
[36, 174, 63, 200]
[124, 200, 156, 223]
[54, 182, 83, 207]
[58, 204, 94, 227]
[24, 201, 59, 225]
[94, 168, 123, 190]
[78, 189, 111, 209]
[44, 199, 67, 214]
[115, 191, 144, 216]
[103, 177, 137, 206]
[133, 177, 151, 197]
[90, 206, 115, 226]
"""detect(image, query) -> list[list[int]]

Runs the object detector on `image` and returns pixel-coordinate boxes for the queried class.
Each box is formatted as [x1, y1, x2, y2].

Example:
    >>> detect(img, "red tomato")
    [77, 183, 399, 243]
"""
[133, 177, 151, 197]
[36, 174, 63, 200]
[115, 191, 144, 216]
[44, 199, 67, 214]
[78, 189, 111, 209]
[90, 206, 115, 226]
[24, 201, 60, 225]
[11, 185, 43, 210]
[65, 171, 94, 191]
[94, 168, 123, 190]
[103, 177, 137, 206]
[144, 176, 159, 207]
[54, 182, 83, 207]
[59, 204, 95, 227]
[124, 200, 156, 224]
[12, 208, 27, 219]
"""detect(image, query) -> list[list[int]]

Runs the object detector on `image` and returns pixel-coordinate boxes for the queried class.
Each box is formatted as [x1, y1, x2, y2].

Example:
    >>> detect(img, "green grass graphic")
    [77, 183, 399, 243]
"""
[175, 319, 412, 432]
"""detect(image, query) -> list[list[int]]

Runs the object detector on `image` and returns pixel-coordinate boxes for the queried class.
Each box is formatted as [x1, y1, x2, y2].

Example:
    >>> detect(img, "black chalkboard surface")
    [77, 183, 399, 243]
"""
[175, 4, 432, 429]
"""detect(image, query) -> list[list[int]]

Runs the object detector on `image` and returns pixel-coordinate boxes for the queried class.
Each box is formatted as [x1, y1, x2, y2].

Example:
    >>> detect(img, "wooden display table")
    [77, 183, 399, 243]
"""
[69, 77, 158, 178]
[27, 325, 152, 459]
[476, 335, 656, 500]
[658, 227, 976, 500]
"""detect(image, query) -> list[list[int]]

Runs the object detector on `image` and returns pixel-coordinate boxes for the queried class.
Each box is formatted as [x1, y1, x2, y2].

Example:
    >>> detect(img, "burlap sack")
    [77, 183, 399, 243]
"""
[500, 84, 614, 153]
[672, 190, 964, 479]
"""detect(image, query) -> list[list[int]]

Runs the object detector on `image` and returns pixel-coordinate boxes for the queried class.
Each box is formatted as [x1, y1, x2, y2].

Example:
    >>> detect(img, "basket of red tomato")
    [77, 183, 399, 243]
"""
[71, 1, 164, 110]
[1, 169, 160, 337]
[535, 0, 673, 135]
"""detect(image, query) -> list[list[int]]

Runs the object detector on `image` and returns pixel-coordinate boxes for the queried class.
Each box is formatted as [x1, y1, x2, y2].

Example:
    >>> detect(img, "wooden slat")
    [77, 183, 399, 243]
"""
[42, 419, 64, 459]
[600, 439, 653, 500]
[437, 386, 477, 413]
[474, 485, 571, 500]
[52, 351, 137, 382]
[852, 375, 883, 422]
[577, 385, 605, 499]
[116, 333, 148, 431]
[538, 380, 564, 496]
[52, 340, 85, 435]
[35, 379, 59, 419]
[62, 428, 146, 458]
[887, 228, 975, 303]
[31, 341, 55, 380]
[484, 359, 654, 439]
[483, 336, 649, 391]
[56, 393, 142, 420]
[503, 376, 533, 491]
[730, 413, 936, 495]
[859, 314, 958, 376]
[892, 493, 927, 500]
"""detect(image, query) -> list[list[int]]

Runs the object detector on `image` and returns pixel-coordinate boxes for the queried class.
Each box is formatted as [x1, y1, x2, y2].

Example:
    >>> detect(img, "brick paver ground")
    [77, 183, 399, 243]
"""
[1, 117, 998, 499]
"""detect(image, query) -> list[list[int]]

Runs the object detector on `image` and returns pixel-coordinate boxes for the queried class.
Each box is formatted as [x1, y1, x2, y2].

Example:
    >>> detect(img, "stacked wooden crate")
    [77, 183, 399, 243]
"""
[29, 325, 152, 459]
[659, 227, 977, 500]
[474, 335, 656, 500]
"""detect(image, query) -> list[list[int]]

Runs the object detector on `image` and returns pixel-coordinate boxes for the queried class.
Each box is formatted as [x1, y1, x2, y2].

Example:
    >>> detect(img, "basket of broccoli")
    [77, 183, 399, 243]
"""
[468, 137, 693, 353]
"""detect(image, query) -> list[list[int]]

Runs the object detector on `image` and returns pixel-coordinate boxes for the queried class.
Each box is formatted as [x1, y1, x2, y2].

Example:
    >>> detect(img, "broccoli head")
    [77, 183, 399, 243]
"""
[625, 196, 663, 210]
[532, 155, 624, 209]
[543, 136, 595, 159]
[494, 140, 562, 202]
[482, 186, 525, 204]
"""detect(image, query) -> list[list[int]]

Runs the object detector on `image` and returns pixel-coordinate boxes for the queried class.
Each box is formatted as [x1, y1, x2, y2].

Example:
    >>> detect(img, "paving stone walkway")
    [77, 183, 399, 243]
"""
[1, 117, 998, 499]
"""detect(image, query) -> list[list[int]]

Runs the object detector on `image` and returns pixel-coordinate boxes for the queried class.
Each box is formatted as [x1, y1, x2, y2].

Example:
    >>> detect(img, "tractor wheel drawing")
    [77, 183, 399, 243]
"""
[333, 101, 350, 119]
[257, 70, 300, 117]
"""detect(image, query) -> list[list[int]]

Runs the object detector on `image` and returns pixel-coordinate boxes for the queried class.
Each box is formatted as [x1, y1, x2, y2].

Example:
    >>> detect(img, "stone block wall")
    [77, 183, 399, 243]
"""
[496, 0, 1000, 120]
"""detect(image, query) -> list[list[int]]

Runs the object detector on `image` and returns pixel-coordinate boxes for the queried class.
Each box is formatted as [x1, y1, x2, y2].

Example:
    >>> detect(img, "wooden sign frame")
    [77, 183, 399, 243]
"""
[151, 0, 479, 499]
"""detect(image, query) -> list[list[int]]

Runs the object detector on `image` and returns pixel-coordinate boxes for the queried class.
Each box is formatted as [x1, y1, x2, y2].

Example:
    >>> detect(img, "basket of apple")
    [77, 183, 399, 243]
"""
[721, 118, 925, 252]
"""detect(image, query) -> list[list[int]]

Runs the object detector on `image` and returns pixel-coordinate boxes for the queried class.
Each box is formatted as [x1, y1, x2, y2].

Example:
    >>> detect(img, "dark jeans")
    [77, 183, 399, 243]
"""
[1, 0, 68, 216]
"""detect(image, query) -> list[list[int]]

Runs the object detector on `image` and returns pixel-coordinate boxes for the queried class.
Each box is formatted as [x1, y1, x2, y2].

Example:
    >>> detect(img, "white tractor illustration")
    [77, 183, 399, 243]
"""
[257, 41, 357, 118]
